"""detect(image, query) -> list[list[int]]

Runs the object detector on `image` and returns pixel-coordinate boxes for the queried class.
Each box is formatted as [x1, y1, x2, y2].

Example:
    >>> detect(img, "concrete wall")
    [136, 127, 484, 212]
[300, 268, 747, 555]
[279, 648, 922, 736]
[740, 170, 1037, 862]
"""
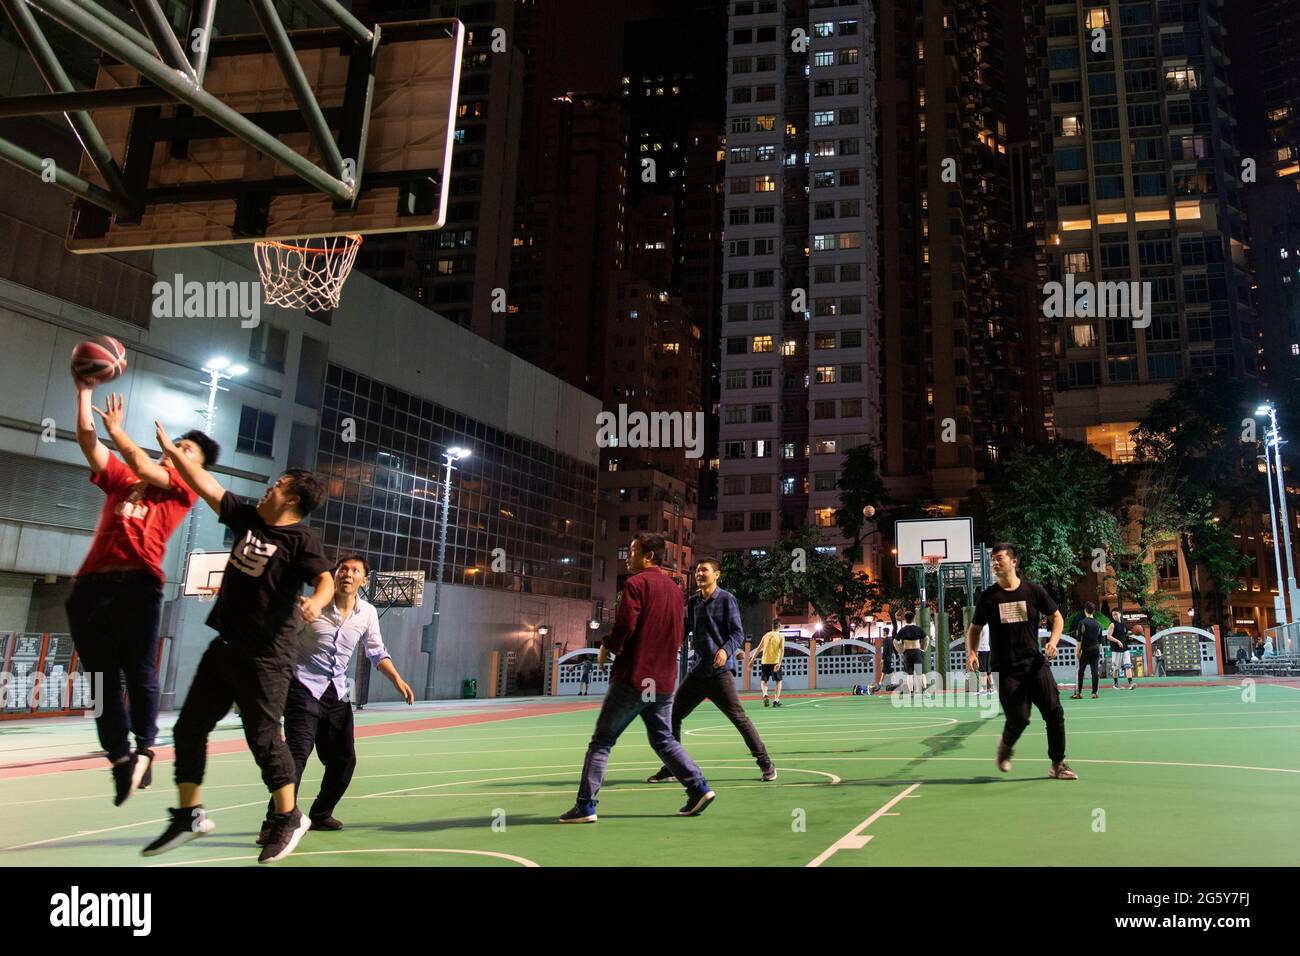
[0, 571, 34, 632]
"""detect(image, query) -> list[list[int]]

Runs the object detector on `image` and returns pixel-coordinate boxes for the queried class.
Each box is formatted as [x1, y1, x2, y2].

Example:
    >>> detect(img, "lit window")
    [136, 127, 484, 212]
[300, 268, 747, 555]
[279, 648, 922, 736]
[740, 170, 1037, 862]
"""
[1085, 8, 1109, 29]
[815, 366, 836, 384]
[781, 339, 797, 356]
[752, 335, 775, 353]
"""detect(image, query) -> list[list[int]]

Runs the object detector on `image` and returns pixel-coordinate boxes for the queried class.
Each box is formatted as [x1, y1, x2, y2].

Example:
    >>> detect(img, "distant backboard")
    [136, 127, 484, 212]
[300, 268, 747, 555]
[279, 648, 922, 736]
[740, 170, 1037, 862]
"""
[183, 550, 229, 596]
[895, 517, 975, 567]
[367, 570, 425, 608]
[66, 19, 463, 252]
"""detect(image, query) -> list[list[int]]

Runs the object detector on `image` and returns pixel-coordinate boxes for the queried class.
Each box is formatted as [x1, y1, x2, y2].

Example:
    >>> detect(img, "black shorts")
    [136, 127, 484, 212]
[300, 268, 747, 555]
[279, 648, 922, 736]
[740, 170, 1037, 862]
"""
[978, 650, 991, 673]
[903, 649, 926, 673]
[760, 663, 783, 681]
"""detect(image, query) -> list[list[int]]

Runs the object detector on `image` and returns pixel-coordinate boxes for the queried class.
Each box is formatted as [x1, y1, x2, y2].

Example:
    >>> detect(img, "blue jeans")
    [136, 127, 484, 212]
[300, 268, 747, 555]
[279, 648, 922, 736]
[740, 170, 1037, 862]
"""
[65, 570, 163, 762]
[577, 680, 707, 806]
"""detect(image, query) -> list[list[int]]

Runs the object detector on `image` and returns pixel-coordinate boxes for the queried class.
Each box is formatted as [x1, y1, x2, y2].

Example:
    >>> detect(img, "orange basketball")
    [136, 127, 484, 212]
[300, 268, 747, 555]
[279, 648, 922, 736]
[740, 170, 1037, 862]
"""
[71, 336, 127, 384]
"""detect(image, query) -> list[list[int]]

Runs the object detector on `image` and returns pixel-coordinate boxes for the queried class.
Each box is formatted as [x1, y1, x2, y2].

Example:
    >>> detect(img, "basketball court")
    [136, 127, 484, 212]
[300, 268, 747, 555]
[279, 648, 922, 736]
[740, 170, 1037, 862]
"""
[3, 680, 1297, 867]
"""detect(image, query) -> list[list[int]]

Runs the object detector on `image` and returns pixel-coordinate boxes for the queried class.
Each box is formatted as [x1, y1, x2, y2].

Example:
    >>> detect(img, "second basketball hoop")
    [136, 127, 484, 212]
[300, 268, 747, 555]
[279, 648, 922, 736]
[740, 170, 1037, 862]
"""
[254, 234, 363, 311]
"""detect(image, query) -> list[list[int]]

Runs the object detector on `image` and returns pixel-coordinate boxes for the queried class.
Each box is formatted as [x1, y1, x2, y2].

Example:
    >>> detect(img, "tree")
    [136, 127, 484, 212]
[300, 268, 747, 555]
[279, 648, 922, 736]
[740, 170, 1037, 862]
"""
[986, 442, 1123, 604]
[833, 444, 887, 563]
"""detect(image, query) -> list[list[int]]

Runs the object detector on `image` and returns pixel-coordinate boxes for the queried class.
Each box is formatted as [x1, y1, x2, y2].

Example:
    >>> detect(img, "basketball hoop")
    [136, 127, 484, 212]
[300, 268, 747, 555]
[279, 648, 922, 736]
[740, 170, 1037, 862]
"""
[922, 555, 943, 573]
[254, 235, 362, 312]
[196, 586, 218, 604]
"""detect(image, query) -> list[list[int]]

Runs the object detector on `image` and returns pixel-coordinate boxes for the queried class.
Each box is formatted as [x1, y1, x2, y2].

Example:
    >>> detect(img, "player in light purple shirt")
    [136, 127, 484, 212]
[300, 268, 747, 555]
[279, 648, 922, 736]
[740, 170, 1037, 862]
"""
[257, 554, 415, 845]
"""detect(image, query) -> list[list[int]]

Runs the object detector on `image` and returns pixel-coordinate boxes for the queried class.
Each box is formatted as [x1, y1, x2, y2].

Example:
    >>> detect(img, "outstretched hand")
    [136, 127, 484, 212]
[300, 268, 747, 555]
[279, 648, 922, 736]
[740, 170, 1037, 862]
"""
[154, 420, 178, 457]
[93, 393, 126, 433]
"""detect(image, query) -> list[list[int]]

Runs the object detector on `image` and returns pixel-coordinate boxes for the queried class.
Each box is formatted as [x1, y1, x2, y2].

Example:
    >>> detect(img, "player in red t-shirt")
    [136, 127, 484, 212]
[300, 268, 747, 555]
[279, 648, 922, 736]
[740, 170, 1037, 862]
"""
[66, 372, 219, 806]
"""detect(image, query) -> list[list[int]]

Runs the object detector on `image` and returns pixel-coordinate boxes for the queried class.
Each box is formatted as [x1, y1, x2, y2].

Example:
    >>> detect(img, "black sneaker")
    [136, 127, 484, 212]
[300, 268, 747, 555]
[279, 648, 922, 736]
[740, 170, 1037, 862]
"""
[258, 808, 311, 864]
[557, 802, 598, 823]
[142, 806, 215, 856]
[111, 755, 138, 806]
[772, 700, 782, 708]
[678, 789, 716, 816]
[646, 768, 677, 784]
[761, 766, 778, 782]
[310, 816, 344, 831]
[255, 815, 275, 846]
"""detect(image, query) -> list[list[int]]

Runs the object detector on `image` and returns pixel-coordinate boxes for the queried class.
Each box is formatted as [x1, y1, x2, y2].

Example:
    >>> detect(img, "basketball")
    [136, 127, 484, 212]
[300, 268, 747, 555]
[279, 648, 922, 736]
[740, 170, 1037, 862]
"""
[71, 336, 127, 384]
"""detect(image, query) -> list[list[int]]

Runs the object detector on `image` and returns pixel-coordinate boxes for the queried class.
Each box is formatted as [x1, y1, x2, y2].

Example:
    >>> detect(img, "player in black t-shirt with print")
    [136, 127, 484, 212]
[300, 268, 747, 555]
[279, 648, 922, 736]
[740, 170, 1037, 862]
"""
[143, 423, 335, 863]
[1070, 601, 1104, 699]
[966, 542, 1077, 780]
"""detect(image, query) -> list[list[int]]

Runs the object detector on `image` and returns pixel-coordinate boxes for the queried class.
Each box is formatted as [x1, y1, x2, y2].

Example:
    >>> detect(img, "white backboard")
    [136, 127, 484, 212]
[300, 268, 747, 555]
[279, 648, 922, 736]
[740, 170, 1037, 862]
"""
[895, 517, 974, 567]
[184, 550, 230, 596]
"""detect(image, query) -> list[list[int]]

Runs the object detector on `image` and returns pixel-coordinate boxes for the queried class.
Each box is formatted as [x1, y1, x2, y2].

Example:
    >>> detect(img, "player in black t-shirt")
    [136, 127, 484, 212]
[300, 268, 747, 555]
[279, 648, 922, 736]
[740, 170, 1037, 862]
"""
[966, 542, 1077, 780]
[143, 423, 334, 863]
[1070, 601, 1104, 699]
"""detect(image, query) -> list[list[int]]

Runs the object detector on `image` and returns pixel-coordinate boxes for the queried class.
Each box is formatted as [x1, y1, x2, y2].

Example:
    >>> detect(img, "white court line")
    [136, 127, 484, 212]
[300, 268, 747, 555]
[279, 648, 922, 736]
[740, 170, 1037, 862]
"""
[682, 722, 1300, 742]
[362, 781, 835, 799]
[147, 847, 540, 867]
[742, 755, 1300, 775]
[0, 800, 267, 852]
[807, 783, 921, 868]
[360, 763, 841, 798]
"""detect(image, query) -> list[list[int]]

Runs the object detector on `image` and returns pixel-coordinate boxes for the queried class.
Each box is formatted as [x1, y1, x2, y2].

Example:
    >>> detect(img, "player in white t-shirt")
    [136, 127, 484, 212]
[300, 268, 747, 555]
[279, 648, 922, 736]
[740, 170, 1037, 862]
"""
[976, 624, 994, 696]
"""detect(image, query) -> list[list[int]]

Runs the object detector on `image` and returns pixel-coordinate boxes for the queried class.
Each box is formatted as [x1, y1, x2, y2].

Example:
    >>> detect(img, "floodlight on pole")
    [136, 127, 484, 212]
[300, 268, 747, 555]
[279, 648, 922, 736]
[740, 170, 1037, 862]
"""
[424, 444, 472, 699]
[1257, 402, 1300, 635]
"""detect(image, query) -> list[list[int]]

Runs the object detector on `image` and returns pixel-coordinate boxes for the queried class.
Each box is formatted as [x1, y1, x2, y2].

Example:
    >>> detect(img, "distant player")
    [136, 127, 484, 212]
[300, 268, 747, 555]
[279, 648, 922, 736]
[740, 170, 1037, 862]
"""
[875, 624, 897, 693]
[256, 554, 414, 845]
[894, 610, 929, 697]
[68, 381, 215, 805]
[142, 424, 334, 863]
[756, 618, 785, 707]
[1070, 602, 1103, 699]
[967, 542, 1076, 780]
[976, 623, 994, 696]
[1107, 615, 1135, 690]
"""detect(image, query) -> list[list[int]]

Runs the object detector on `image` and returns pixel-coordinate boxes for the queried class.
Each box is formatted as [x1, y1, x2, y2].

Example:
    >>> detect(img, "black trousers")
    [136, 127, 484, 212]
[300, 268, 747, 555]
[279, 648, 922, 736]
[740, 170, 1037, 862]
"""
[65, 571, 163, 762]
[268, 679, 357, 820]
[998, 658, 1067, 763]
[1076, 648, 1100, 695]
[659, 669, 771, 772]
[172, 637, 296, 792]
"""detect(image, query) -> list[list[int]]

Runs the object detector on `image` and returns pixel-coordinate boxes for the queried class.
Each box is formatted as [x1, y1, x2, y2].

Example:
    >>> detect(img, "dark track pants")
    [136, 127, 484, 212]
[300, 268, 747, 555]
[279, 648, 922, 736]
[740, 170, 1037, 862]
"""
[1076, 648, 1100, 696]
[657, 668, 772, 775]
[269, 679, 357, 821]
[998, 658, 1066, 763]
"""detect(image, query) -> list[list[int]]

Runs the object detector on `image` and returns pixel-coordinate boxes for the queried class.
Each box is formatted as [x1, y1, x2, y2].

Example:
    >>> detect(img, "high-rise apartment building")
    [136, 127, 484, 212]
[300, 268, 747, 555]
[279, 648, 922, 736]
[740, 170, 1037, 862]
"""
[1023, 0, 1257, 453]
[717, 0, 882, 564]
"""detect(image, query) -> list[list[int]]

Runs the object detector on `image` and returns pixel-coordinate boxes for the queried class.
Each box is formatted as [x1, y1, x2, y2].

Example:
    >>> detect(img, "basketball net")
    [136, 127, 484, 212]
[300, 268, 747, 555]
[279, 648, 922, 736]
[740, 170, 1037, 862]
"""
[254, 234, 362, 312]
[197, 587, 218, 604]
[922, 555, 943, 573]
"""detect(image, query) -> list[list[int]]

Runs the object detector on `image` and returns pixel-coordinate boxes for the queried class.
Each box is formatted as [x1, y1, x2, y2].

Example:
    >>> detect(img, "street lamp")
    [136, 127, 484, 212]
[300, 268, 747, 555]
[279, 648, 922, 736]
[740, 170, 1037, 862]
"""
[1256, 403, 1299, 632]
[423, 445, 471, 699]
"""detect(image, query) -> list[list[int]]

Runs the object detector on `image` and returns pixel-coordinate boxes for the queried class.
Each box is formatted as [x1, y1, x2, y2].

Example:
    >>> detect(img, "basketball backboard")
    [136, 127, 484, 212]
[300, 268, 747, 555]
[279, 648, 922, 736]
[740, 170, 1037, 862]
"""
[183, 549, 229, 596]
[894, 517, 974, 567]
[52, 17, 463, 252]
[367, 570, 425, 608]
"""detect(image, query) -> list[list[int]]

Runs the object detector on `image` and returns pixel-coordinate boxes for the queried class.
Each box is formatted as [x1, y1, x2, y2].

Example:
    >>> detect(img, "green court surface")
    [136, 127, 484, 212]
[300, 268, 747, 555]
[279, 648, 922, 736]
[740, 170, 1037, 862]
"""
[2, 682, 1297, 867]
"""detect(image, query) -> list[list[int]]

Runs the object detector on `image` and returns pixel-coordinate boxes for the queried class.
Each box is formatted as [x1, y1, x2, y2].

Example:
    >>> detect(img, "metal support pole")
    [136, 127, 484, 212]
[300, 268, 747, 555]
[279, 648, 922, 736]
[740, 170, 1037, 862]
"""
[424, 454, 455, 700]
[27, 0, 355, 203]
[248, 0, 346, 181]
[1, 0, 133, 202]
[1261, 452, 1288, 627]
[25, 0, 156, 52]
[0, 134, 132, 215]
[0, 85, 175, 118]
[184, 0, 217, 83]
[935, 567, 948, 682]
[303, 0, 373, 45]
[128, 0, 197, 81]
[1267, 410, 1300, 628]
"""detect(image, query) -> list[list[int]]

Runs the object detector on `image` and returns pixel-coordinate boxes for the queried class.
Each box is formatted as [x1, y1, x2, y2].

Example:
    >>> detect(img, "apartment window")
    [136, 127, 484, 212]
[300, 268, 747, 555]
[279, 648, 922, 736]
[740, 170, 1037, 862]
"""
[724, 406, 748, 425]
[839, 48, 859, 65]
[841, 364, 862, 383]
[813, 21, 834, 38]
[815, 201, 835, 220]
[1051, 81, 1082, 103]
[1056, 147, 1086, 172]
[1148, 353, 1183, 381]
[729, 239, 751, 257]
[752, 440, 771, 459]
[1133, 173, 1166, 197]
[781, 476, 797, 496]
[814, 400, 836, 419]
[731, 116, 752, 134]
[727, 336, 748, 354]
[839, 108, 859, 125]
[815, 332, 837, 350]
[755, 84, 776, 102]
[837, 20, 858, 35]
[752, 368, 773, 387]
[726, 369, 747, 389]
[723, 476, 746, 496]
[1049, 48, 1079, 70]
[754, 206, 776, 223]
[724, 441, 747, 460]
[756, 115, 777, 131]
[815, 366, 837, 384]
[841, 329, 862, 348]
[1064, 251, 1091, 274]
[1048, 15, 1076, 37]
[1057, 115, 1083, 138]
[1069, 324, 1097, 349]
[814, 51, 834, 67]
[237, 406, 275, 456]
[840, 169, 860, 186]
[733, 56, 752, 74]
[841, 399, 862, 418]
[813, 233, 838, 251]
[1067, 361, 1100, 388]
[752, 404, 773, 423]
[839, 264, 860, 281]
[781, 339, 797, 356]
[723, 512, 746, 532]
[839, 232, 862, 249]
[754, 238, 775, 256]
[729, 208, 751, 226]
[814, 111, 835, 127]
[732, 86, 752, 104]
[814, 171, 836, 188]
[750, 512, 772, 531]
[1093, 141, 1122, 166]
[730, 176, 750, 194]
[754, 175, 777, 192]
[838, 79, 859, 96]
[814, 439, 838, 455]
[1108, 356, 1139, 382]
[756, 145, 776, 161]
[752, 335, 774, 353]
[729, 147, 753, 164]
[728, 272, 750, 289]
[839, 200, 860, 218]
[782, 443, 796, 459]
[755, 54, 776, 70]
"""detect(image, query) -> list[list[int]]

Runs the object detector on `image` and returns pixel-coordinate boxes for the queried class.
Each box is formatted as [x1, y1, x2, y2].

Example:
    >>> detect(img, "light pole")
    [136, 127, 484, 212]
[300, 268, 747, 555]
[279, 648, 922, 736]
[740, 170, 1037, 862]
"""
[1257, 449, 1287, 628]
[164, 358, 245, 709]
[1258, 403, 1300, 639]
[423, 445, 470, 700]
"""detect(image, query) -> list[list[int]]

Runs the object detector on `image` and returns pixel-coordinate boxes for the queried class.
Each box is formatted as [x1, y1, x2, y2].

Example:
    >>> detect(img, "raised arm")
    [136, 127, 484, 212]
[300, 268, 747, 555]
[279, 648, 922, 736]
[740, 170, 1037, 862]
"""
[295, 571, 334, 624]
[95, 394, 171, 488]
[74, 380, 110, 474]
[156, 420, 224, 513]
